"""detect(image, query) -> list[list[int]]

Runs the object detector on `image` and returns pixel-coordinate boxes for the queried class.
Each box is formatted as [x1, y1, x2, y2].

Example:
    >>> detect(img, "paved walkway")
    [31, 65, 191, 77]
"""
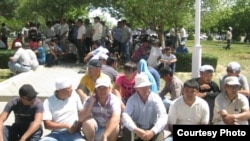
[0, 63, 85, 136]
[0, 63, 84, 101]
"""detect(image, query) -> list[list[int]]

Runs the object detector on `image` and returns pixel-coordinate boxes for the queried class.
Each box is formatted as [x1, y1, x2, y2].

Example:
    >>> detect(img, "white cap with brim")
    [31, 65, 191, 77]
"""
[95, 77, 111, 88]
[224, 76, 240, 86]
[227, 62, 241, 72]
[134, 73, 152, 88]
[55, 78, 72, 90]
[199, 65, 214, 72]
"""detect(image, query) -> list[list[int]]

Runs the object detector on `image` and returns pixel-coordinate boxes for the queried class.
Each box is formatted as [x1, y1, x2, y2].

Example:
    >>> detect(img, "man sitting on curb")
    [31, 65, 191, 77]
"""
[40, 78, 85, 141]
[79, 77, 121, 141]
[0, 84, 43, 141]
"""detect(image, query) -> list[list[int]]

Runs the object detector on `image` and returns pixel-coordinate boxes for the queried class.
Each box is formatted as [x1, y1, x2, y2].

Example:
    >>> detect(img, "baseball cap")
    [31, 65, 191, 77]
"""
[19, 84, 38, 100]
[15, 42, 22, 48]
[199, 65, 214, 73]
[95, 77, 111, 88]
[229, 27, 233, 30]
[224, 76, 240, 86]
[227, 62, 241, 73]
[88, 59, 102, 68]
[134, 73, 152, 88]
[55, 78, 72, 90]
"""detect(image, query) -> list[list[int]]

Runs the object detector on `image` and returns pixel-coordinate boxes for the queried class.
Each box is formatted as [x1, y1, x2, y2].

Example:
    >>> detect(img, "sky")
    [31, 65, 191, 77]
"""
[88, 8, 118, 27]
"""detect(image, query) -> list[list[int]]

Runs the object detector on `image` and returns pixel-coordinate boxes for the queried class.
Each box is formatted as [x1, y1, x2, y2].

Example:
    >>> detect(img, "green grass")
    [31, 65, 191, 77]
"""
[0, 69, 11, 82]
[1, 40, 250, 85]
[176, 40, 250, 84]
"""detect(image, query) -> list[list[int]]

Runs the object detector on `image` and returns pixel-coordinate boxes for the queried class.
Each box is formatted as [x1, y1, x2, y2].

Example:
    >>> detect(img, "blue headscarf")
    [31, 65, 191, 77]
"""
[137, 59, 158, 93]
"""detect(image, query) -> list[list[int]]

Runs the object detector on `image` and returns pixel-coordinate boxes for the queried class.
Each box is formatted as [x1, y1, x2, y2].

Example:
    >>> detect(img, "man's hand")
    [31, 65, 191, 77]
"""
[200, 84, 210, 90]
[141, 130, 154, 141]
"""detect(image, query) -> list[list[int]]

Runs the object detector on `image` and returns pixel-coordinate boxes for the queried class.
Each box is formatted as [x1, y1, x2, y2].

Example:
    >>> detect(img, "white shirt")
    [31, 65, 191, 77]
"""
[168, 96, 209, 125]
[43, 91, 83, 131]
[147, 46, 162, 68]
[77, 25, 86, 39]
[92, 22, 103, 41]
[12, 47, 31, 66]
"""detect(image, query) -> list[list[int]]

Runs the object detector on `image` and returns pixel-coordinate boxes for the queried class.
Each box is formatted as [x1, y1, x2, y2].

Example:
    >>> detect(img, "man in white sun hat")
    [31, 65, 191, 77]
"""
[121, 72, 167, 141]
[40, 78, 85, 141]
[213, 76, 249, 125]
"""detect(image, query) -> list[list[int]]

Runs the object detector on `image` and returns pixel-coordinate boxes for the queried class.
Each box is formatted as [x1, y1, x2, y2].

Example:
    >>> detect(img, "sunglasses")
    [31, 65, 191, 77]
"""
[22, 96, 35, 101]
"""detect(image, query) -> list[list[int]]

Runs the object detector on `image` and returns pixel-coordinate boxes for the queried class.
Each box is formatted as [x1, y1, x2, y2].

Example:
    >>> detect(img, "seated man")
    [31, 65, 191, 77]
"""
[213, 76, 249, 125]
[122, 73, 167, 141]
[76, 59, 109, 103]
[40, 78, 85, 141]
[159, 66, 183, 113]
[79, 77, 121, 141]
[175, 41, 188, 54]
[8, 42, 31, 75]
[0, 84, 43, 141]
[191, 65, 220, 124]
[219, 61, 249, 96]
[166, 79, 209, 141]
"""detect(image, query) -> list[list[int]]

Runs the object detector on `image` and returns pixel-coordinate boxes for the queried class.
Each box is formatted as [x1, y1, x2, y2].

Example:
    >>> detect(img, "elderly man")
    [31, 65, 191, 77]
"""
[40, 78, 85, 141]
[191, 64, 220, 124]
[76, 59, 109, 103]
[79, 77, 121, 141]
[219, 61, 249, 96]
[122, 73, 167, 141]
[0, 84, 43, 141]
[8, 42, 31, 75]
[213, 76, 249, 125]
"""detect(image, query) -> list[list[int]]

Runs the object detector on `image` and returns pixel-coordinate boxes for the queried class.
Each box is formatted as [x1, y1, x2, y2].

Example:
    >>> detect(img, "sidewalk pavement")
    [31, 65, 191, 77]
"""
[0, 63, 85, 137]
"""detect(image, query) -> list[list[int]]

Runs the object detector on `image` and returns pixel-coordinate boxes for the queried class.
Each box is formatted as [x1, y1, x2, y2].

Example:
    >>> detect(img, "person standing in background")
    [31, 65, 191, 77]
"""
[1, 23, 10, 49]
[225, 27, 233, 50]
[84, 18, 92, 53]
[59, 18, 69, 52]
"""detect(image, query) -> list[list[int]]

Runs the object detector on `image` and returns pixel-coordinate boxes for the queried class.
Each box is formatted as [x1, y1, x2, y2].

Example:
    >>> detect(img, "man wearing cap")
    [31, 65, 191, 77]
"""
[225, 26, 232, 50]
[219, 61, 249, 96]
[122, 73, 167, 141]
[40, 78, 85, 141]
[191, 64, 220, 124]
[213, 76, 249, 125]
[8, 42, 32, 75]
[79, 77, 121, 141]
[76, 59, 110, 103]
[175, 41, 188, 54]
[0, 84, 43, 141]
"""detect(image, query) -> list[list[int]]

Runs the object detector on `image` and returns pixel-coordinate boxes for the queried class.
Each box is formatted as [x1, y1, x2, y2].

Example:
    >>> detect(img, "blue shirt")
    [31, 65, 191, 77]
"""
[37, 46, 46, 63]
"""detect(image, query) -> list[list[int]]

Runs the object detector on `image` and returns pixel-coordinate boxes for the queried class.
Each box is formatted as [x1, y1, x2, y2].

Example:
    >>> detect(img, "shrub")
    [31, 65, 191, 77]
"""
[207, 35, 213, 41]
[175, 53, 218, 72]
[0, 50, 15, 69]
[187, 34, 194, 40]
